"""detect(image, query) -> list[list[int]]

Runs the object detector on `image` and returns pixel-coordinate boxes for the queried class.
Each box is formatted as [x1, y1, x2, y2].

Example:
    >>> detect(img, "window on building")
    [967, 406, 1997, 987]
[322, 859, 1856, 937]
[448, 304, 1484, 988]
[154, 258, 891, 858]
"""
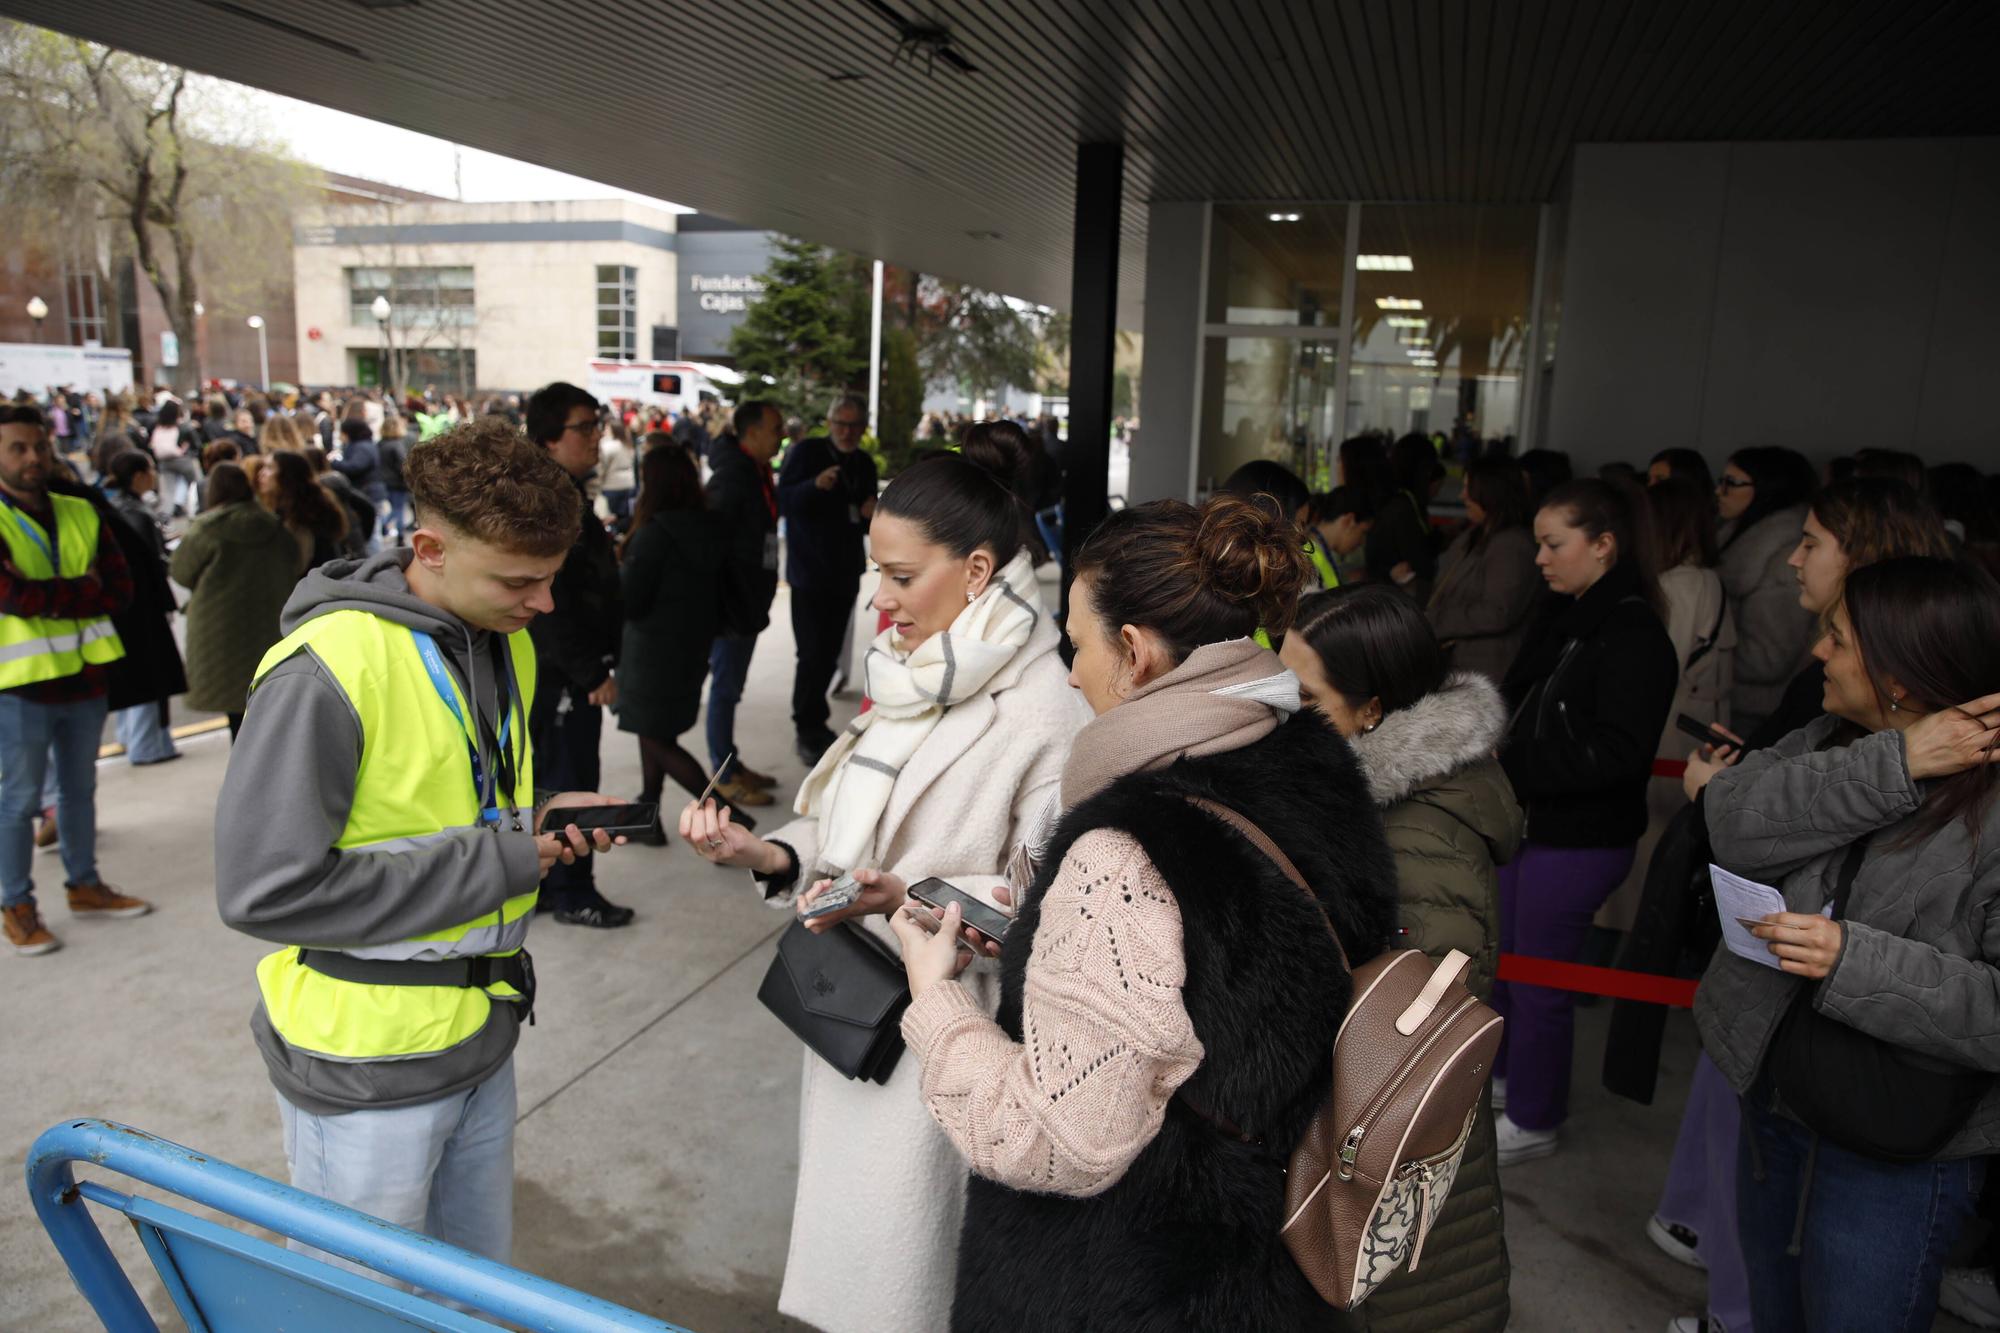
[62, 264, 108, 345]
[597, 264, 637, 360]
[347, 266, 476, 329]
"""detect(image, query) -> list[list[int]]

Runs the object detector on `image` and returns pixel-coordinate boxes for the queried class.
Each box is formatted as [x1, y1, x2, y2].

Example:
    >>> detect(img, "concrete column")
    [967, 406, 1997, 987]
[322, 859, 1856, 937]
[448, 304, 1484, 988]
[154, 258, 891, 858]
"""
[1132, 200, 1207, 504]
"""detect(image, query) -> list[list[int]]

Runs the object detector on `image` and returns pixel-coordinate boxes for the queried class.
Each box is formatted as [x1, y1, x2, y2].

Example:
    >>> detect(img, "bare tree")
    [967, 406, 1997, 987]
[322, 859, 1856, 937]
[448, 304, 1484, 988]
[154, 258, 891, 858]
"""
[0, 22, 313, 389]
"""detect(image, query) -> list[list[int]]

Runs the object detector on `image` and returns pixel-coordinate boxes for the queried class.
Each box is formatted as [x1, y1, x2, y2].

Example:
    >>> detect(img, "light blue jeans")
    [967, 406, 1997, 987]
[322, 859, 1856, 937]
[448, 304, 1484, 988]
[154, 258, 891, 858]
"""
[0, 693, 108, 906]
[277, 1057, 517, 1278]
[114, 701, 178, 764]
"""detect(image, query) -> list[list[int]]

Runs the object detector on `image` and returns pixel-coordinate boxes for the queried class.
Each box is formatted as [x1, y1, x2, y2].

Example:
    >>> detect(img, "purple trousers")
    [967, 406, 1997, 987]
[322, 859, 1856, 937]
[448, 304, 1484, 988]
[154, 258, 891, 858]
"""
[1658, 1053, 1754, 1332]
[1493, 840, 1635, 1132]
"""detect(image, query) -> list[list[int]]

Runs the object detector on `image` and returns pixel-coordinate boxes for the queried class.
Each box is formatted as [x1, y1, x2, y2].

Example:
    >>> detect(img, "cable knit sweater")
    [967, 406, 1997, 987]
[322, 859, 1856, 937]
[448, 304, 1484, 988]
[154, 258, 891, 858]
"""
[902, 826, 1205, 1196]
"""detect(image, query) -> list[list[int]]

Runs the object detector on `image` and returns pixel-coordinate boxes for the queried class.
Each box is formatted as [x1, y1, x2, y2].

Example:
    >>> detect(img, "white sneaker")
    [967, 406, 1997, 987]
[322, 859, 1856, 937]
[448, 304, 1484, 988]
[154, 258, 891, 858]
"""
[1941, 1266, 2000, 1329]
[1665, 1319, 1705, 1333]
[1494, 1112, 1558, 1166]
[1646, 1213, 1707, 1270]
[1490, 1076, 1506, 1111]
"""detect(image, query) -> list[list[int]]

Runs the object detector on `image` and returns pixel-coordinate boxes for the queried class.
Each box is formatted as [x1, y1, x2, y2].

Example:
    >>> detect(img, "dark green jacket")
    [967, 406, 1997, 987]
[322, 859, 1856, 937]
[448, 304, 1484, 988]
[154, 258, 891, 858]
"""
[1339, 672, 1523, 1333]
[170, 500, 301, 714]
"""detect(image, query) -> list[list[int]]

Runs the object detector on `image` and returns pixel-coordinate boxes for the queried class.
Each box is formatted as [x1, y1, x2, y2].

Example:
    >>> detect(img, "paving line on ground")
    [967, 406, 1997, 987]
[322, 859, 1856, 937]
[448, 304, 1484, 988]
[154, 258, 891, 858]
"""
[514, 920, 790, 1126]
[96, 716, 232, 762]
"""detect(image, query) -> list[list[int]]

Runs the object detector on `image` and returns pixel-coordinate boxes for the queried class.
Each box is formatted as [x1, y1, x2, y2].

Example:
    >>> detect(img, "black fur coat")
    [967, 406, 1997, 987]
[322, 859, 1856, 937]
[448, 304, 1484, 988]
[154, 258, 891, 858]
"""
[951, 712, 1401, 1332]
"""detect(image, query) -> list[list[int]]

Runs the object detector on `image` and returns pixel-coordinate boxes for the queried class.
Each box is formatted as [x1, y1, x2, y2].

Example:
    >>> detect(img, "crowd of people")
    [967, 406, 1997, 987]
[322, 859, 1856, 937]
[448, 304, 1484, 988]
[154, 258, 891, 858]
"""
[5, 376, 2000, 1331]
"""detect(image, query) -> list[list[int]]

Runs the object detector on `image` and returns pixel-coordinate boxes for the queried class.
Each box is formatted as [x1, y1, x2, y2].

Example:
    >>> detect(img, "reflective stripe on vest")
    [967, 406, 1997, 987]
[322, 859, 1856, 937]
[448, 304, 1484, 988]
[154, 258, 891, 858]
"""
[0, 493, 125, 689]
[247, 609, 538, 1062]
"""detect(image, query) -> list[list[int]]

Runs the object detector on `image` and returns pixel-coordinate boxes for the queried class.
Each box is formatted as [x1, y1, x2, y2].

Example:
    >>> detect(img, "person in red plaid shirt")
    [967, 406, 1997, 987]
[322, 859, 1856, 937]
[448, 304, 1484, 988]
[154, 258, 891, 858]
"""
[0, 404, 151, 957]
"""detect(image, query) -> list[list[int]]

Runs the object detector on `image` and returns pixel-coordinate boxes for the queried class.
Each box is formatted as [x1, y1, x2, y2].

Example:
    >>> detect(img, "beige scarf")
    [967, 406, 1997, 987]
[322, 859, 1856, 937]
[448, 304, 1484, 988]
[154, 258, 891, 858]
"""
[1061, 636, 1301, 808]
[795, 548, 1043, 873]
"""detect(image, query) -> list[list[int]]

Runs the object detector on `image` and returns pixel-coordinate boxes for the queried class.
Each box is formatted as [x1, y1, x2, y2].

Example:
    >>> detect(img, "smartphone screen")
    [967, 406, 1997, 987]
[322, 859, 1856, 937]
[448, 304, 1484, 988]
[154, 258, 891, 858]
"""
[907, 878, 1012, 945]
[541, 802, 658, 834]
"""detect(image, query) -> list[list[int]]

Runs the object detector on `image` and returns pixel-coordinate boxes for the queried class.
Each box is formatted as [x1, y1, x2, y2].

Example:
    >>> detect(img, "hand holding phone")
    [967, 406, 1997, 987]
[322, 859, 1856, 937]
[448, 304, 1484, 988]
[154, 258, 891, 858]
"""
[800, 872, 863, 921]
[907, 878, 1012, 949]
[538, 801, 659, 837]
[1675, 713, 1734, 751]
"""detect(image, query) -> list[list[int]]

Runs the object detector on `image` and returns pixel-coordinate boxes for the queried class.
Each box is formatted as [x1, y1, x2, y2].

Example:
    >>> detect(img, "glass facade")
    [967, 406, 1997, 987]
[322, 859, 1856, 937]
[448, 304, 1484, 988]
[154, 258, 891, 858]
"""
[1196, 202, 1541, 495]
[597, 264, 638, 359]
[347, 266, 475, 329]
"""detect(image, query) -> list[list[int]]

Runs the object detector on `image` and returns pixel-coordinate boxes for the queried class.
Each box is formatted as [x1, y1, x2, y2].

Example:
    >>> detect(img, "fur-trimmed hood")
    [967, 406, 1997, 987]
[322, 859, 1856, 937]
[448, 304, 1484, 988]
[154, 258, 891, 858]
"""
[1347, 671, 1507, 806]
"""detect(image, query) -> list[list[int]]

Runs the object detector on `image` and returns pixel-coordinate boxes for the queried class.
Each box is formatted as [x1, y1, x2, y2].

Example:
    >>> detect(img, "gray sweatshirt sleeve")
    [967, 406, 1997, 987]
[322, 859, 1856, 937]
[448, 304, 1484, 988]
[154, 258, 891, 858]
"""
[215, 652, 543, 947]
[1705, 721, 1923, 879]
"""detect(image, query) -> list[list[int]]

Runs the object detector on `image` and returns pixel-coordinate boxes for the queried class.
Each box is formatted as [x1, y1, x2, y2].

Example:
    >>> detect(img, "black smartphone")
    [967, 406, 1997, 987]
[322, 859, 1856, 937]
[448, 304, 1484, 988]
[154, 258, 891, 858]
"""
[1675, 713, 1734, 750]
[540, 802, 658, 836]
[907, 877, 1012, 946]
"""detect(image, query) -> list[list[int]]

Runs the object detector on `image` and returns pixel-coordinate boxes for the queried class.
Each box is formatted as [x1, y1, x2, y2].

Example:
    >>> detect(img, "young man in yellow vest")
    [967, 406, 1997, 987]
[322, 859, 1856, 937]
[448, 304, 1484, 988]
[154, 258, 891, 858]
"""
[216, 416, 623, 1268]
[0, 404, 151, 957]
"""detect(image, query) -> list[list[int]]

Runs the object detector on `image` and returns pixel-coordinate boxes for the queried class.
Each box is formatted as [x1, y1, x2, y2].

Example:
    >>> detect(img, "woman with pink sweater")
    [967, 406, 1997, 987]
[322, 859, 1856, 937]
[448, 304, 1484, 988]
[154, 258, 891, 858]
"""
[885, 494, 1403, 1331]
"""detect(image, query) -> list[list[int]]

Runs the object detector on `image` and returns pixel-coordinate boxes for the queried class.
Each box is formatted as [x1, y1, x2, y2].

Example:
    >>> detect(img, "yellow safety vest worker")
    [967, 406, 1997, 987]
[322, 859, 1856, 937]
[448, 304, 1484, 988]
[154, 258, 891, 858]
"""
[0, 492, 125, 688]
[1307, 539, 1341, 591]
[248, 609, 538, 1064]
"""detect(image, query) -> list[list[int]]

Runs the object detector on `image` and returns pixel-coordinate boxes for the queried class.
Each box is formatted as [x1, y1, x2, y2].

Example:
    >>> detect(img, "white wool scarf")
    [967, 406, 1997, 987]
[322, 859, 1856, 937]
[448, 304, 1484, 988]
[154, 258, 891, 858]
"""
[794, 548, 1043, 873]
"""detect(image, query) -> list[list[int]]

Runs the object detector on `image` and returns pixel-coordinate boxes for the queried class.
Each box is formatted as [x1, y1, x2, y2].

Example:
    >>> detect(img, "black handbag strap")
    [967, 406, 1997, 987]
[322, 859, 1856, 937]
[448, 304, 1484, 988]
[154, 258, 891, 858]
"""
[1826, 840, 1870, 921]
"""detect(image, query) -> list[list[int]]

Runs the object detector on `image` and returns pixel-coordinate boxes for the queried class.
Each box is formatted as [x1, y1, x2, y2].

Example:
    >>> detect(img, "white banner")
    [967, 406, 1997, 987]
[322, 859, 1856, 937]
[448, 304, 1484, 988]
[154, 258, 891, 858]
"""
[0, 344, 135, 396]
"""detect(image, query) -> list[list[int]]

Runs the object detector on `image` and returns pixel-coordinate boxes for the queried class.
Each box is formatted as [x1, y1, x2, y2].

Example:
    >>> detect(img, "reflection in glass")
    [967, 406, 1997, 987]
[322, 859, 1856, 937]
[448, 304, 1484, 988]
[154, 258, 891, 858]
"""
[1346, 205, 1537, 444]
[1196, 337, 1339, 497]
[1206, 206, 1345, 327]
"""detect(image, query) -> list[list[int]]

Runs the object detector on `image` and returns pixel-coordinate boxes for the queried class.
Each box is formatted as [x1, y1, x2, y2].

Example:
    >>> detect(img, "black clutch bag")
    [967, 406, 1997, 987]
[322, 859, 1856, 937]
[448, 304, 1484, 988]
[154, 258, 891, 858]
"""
[757, 918, 910, 1083]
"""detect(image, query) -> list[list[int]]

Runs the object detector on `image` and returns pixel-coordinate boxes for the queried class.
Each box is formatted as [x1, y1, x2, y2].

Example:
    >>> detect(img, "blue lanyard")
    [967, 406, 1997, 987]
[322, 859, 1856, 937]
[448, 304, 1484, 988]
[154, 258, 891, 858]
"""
[411, 629, 515, 825]
[0, 495, 55, 568]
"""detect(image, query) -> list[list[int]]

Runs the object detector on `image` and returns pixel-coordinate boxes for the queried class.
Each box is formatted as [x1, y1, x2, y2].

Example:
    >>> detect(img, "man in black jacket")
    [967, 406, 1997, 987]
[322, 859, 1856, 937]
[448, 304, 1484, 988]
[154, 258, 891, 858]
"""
[703, 400, 783, 807]
[776, 394, 877, 765]
[526, 382, 631, 927]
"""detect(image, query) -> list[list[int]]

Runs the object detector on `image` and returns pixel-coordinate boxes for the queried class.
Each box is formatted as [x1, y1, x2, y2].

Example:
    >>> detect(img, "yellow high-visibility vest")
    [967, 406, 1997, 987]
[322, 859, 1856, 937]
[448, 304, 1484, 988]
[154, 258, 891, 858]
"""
[249, 609, 538, 1063]
[0, 493, 124, 688]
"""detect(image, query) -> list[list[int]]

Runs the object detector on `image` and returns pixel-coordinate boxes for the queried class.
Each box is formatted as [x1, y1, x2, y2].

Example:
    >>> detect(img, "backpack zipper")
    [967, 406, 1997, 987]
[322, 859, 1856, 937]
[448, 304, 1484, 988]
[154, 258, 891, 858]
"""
[1337, 994, 1480, 1181]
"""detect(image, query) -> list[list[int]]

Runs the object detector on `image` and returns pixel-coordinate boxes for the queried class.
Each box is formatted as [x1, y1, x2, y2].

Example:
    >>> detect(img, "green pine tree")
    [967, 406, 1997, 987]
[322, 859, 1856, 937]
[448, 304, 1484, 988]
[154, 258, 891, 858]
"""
[727, 236, 868, 422]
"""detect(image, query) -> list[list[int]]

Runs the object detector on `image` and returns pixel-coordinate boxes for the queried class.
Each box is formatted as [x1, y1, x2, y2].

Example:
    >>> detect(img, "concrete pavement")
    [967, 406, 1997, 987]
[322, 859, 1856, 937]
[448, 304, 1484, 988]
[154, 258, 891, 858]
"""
[0, 587, 1972, 1330]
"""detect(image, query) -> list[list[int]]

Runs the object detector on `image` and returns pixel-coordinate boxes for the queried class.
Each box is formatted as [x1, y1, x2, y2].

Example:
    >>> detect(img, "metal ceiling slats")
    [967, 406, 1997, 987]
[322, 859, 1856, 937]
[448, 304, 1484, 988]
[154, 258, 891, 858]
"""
[8, 0, 2000, 328]
[1256, 0, 1365, 202]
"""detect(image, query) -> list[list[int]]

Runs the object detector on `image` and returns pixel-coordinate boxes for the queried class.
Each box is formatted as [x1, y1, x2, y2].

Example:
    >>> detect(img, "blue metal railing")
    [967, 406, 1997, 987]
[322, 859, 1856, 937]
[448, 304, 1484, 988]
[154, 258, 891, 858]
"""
[27, 1118, 692, 1332]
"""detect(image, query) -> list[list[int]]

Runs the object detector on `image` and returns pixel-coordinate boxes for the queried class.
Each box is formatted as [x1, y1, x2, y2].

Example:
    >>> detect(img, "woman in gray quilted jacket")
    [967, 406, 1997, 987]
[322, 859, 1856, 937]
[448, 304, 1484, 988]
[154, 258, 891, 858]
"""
[1694, 556, 2000, 1333]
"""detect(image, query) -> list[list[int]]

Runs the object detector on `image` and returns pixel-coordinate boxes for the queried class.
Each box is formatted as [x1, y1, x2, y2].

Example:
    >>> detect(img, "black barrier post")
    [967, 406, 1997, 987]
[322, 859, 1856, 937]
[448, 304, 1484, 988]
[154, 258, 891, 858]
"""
[1058, 140, 1123, 650]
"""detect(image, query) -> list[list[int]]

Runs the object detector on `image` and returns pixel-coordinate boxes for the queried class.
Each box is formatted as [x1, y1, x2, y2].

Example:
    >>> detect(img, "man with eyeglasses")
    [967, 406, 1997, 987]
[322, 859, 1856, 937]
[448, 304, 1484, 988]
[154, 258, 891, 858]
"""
[523, 382, 632, 927]
[776, 394, 878, 766]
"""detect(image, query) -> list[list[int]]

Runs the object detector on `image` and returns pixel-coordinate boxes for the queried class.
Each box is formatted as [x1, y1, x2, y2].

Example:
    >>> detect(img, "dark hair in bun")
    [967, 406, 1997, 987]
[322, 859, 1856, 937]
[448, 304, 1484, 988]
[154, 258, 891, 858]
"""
[1074, 494, 1312, 662]
[875, 418, 1029, 559]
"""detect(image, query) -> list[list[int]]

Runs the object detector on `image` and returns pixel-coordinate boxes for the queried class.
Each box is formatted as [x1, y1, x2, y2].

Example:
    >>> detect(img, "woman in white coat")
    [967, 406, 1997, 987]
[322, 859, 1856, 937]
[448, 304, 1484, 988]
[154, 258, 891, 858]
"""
[680, 427, 1089, 1333]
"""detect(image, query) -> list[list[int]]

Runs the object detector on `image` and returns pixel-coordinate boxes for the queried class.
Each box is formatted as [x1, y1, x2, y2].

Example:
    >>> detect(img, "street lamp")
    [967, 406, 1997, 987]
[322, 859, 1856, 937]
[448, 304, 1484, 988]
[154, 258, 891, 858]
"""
[246, 314, 269, 389]
[370, 295, 391, 391]
[25, 296, 47, 343]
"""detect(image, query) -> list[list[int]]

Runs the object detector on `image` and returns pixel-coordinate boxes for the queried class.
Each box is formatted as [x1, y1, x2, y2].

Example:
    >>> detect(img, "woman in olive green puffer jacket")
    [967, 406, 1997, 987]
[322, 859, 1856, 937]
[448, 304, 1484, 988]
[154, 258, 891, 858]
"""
[1280, 586, 1525, 1333]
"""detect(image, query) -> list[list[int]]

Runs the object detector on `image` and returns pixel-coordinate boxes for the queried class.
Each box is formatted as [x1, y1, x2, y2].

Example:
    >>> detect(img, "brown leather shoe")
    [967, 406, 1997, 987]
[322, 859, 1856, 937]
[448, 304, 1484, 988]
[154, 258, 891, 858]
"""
[713, 777, 774, 807]
[733, 762, 779, 790]
[34, 807, 57, 850]
[65, 882, 153, 919]
[4, 901, 59, 955]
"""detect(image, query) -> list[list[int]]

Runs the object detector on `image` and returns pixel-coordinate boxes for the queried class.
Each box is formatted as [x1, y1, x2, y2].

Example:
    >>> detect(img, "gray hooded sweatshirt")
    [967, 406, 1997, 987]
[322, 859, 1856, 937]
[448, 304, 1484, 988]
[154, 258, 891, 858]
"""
[216, 549, 542, 1115]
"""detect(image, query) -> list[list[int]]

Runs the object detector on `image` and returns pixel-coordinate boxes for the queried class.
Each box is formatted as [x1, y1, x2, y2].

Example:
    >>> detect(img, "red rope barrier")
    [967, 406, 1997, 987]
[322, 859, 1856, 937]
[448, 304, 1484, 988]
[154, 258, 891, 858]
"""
[1496, 954, 1699, 1008]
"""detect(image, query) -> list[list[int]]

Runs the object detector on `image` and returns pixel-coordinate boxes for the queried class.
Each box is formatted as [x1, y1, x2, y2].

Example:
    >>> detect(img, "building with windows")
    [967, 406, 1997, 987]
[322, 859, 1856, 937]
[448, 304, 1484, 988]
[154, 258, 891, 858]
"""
[291, 199, 778, 393]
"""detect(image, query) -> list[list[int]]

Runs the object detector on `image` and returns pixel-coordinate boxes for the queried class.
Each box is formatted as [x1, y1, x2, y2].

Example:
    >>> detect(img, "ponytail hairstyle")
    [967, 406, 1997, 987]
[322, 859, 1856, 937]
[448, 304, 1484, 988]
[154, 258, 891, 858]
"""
[1072, 493, 1313, 663]
[1291, 584, 1448, 719]
[1842, 557, 2000, 844]
[873, 419, 1030, 560]
[1539, 477, 1664, 614]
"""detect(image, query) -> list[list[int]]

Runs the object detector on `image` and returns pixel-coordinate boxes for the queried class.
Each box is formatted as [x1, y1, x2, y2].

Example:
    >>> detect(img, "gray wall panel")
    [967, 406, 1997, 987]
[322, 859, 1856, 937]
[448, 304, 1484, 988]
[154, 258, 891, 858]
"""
[1132, 201, 1205, 504]
[1552, 137, 2000, 469]
[1546, 144, 1729, 463]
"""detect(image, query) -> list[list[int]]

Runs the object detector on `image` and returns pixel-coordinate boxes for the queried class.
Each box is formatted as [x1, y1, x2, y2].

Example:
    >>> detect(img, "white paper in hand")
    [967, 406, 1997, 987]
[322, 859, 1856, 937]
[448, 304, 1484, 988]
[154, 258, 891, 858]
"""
[1709, 864, 1834, 970]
